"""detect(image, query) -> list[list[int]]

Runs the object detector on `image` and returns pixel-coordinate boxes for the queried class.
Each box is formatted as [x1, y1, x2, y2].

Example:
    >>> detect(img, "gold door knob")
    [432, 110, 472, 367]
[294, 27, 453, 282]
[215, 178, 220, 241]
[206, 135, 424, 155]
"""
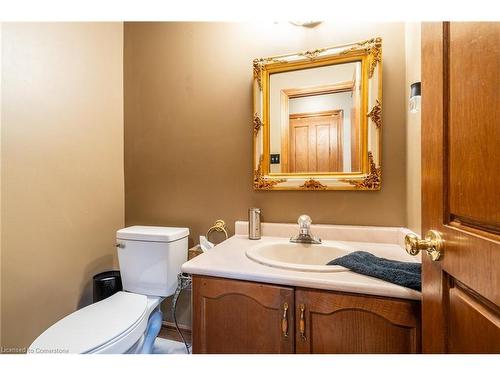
[405, 230, 443, 261]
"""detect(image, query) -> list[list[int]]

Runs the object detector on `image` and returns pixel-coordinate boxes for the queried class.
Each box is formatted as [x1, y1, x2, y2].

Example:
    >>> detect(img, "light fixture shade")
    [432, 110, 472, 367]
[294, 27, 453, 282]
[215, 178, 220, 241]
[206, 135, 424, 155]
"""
[289, 21, 323, 28]
[410, 82, 421, 98]
[409, 82, 421, 113]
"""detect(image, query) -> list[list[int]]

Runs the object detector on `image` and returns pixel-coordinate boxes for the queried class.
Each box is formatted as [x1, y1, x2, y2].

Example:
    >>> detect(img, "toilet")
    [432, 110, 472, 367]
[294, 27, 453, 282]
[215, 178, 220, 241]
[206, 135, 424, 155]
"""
[28, 226, 189, 354]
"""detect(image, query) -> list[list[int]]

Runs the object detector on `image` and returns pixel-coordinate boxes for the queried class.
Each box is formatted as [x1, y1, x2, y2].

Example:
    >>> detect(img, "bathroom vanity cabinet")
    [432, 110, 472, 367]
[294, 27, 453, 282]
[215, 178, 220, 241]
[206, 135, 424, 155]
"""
[192, 276, 421, 354]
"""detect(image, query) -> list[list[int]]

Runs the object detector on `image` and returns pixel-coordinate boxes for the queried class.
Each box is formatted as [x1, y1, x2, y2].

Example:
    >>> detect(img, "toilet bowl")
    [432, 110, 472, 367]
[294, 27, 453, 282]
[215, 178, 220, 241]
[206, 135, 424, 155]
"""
[29, 226, 189, 354]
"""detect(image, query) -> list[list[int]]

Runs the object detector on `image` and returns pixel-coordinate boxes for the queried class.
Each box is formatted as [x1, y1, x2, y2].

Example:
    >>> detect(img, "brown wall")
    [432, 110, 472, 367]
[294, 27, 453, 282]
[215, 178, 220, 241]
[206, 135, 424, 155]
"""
[124, 22, 407, 244]
[1, 23, 124, 349]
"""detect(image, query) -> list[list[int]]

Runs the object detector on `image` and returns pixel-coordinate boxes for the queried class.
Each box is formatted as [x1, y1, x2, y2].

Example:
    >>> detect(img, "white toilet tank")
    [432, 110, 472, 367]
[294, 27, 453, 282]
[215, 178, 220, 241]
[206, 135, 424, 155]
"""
[116, 226, 189, 297]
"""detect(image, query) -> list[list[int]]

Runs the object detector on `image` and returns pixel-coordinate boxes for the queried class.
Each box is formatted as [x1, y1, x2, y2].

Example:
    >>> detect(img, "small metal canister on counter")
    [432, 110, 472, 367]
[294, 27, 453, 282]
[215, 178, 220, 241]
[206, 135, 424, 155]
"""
[248, 207, 261, 240]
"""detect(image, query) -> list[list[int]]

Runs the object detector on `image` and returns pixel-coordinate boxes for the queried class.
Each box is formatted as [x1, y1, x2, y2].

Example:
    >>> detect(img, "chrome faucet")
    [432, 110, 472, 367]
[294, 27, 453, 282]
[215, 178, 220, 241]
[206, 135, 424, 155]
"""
[290, 215, 322, 244]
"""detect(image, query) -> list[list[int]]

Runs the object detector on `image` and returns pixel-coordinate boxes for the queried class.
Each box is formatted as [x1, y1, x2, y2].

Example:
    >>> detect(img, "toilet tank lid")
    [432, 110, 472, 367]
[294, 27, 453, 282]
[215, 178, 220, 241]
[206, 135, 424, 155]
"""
[117, 226, 189, 242]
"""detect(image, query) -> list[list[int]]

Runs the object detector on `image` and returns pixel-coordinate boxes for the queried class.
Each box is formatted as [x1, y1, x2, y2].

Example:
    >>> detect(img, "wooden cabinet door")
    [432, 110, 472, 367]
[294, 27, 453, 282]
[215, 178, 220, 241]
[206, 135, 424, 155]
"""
[192, 276, 294, 353]
[295, 288, 421, 354]
[421, 22, 500, 353]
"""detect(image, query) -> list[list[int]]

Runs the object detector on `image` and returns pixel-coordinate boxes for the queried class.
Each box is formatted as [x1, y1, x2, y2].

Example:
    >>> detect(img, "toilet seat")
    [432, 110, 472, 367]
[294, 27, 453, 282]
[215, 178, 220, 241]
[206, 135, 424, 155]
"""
[29, 292, 159, 354]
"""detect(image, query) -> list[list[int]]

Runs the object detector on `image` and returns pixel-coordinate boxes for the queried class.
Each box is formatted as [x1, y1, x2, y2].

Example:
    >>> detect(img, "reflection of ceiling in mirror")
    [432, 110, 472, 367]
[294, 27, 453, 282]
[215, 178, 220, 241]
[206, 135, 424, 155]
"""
[269, 62, 359, 91]
[288, 92, 352, 114]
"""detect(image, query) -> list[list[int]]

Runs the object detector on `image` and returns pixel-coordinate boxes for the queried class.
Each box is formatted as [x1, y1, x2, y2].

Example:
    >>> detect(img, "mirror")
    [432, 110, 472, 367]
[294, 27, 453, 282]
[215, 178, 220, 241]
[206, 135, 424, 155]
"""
[253, 38, 382, 190]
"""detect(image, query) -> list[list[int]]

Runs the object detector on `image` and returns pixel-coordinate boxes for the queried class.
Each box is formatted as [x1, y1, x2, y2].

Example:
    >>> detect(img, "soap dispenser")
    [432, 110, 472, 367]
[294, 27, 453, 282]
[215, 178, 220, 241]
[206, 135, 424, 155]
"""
[248, 208, 261, 240]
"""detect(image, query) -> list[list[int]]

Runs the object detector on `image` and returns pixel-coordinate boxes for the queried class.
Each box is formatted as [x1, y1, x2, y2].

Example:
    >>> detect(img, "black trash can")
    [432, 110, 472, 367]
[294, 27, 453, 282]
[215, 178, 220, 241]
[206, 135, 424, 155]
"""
[93, 270, 123, 303]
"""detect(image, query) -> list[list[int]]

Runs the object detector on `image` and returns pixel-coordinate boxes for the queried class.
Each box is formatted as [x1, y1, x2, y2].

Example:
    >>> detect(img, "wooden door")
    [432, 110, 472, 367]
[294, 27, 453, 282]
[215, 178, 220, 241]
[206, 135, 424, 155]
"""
[421, 22, 500, 353]
[295, 288, 421, 354]
[289, 110, 343, 173]
[192, 276, 294, 353]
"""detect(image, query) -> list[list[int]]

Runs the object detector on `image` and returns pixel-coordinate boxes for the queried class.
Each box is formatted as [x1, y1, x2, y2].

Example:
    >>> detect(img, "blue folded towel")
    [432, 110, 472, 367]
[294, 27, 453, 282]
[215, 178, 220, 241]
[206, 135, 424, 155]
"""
[327, 251, 421, 291]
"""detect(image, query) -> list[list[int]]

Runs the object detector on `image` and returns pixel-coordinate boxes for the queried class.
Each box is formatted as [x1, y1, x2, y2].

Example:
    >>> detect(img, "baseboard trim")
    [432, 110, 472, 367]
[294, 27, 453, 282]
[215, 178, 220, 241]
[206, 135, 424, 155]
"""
[159, 321, 192, 343]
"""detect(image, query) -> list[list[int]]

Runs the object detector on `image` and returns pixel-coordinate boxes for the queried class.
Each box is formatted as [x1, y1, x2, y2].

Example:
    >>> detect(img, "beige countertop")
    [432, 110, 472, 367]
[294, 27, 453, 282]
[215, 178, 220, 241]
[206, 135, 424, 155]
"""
[181, 221, 421, 301]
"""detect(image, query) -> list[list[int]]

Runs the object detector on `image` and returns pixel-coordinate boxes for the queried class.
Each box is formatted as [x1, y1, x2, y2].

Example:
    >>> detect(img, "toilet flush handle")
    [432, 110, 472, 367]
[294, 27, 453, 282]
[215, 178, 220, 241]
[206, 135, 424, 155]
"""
[116, 242, 125, 249]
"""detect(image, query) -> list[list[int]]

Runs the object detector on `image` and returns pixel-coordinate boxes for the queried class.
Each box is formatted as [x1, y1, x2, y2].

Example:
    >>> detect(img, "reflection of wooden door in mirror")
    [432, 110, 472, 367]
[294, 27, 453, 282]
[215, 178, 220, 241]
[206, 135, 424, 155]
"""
[289, 110, 343, 173]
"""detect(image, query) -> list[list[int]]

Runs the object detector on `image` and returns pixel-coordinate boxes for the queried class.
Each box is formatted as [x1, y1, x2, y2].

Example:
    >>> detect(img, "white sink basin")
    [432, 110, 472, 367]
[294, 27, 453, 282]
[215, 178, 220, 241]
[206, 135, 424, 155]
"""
[245, 241, 353, 272]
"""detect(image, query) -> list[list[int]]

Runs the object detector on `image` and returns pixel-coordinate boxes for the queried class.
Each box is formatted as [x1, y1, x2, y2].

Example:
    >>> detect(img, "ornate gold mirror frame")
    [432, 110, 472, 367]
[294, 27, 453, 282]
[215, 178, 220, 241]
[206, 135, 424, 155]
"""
[253, 38, 382, 190]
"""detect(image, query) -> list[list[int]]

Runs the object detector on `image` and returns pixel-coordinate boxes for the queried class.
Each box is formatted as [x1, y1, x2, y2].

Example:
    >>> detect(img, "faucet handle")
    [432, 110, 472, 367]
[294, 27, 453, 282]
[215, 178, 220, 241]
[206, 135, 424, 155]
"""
[298, 214, 312, 228]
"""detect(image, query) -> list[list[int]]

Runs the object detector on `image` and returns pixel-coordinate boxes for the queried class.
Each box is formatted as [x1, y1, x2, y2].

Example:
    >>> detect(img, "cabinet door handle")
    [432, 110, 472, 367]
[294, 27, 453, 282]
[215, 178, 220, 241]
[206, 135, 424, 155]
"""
[281, 302, 289, 337]
[299, 304, 306, 341]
